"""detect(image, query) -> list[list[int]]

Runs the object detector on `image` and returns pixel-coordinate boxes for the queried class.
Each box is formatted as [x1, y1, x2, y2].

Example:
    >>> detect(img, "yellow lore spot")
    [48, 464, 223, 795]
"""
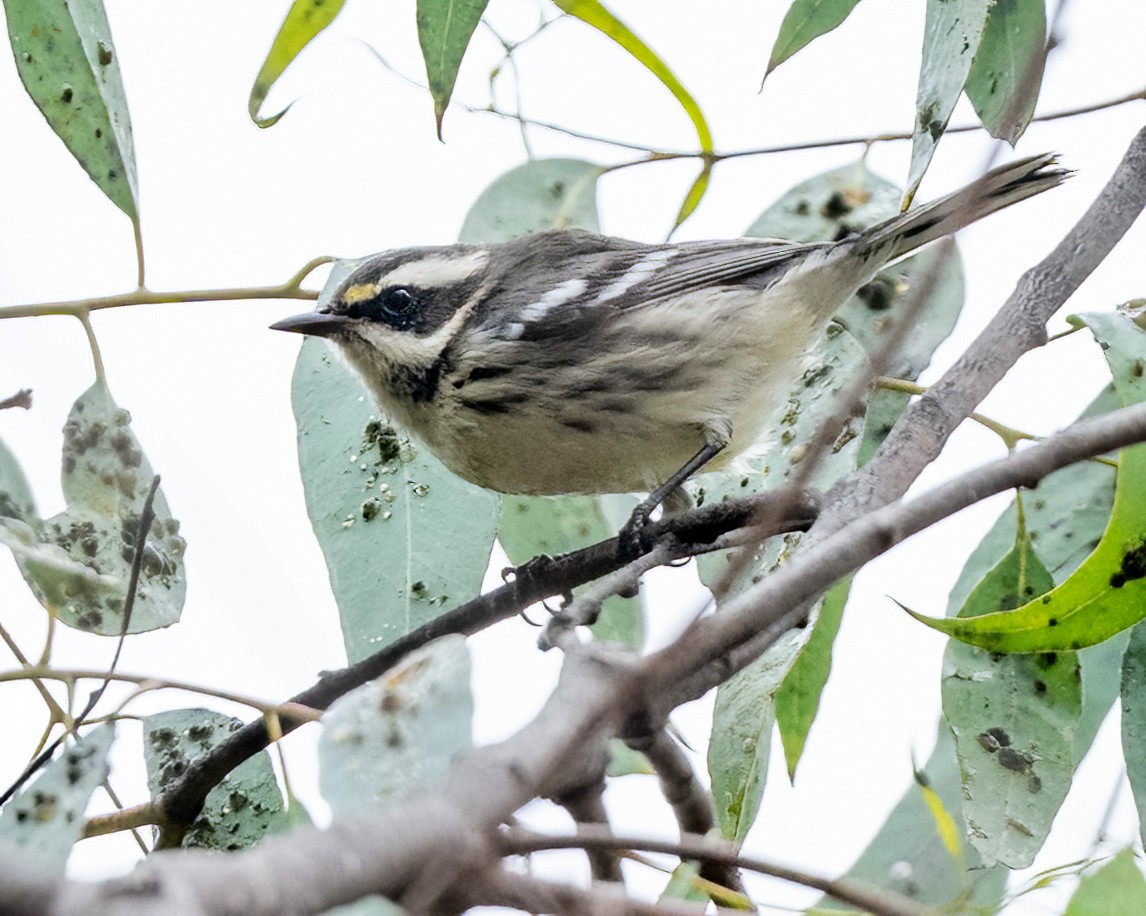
[340, 282, 381, 305]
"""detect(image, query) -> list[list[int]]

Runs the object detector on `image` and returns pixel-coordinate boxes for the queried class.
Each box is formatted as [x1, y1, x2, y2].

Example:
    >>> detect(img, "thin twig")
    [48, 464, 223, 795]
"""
[502, 825, 931, 916]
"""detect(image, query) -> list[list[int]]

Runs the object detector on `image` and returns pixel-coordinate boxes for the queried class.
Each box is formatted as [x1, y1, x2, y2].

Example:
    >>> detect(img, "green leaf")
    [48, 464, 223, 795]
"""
[416, 0, 489, 137]
[1, 382, 186, 635]
[908, 310, 1146, 651]
[292, 330, 498, 665]
[248, 0, 345, 128]
[1121, 621, 1146, 845]
[660, 860, 709, 904]
[774, 577, 850, 778]
[458, 158, 602, 243]
[709, 651, 775, 844]
[319, 636, 472, 812]
[766, 0, 863, 77]
[0, 724, 114, 873]
[5, 0, 138, 220]
[143, 710, 287, 850]
[1065, 849, 1146, 915]
[552, 0, 713, 222]
[964, 0, 1046, 145]
[941, 503, 1080, 868]
[906, 0, 993, 206]
[0, 435, 39, 526]
[500, 495, 643, 648]
[605, 739, 654, 777]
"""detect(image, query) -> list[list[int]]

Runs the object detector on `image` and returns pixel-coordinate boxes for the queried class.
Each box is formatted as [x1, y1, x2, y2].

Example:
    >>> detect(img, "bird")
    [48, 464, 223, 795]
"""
[273, 154, 1065, 551]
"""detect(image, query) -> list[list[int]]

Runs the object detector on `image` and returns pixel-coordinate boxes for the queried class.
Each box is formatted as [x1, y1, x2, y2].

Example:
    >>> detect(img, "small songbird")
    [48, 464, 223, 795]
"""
[273, 155, 1064, 543]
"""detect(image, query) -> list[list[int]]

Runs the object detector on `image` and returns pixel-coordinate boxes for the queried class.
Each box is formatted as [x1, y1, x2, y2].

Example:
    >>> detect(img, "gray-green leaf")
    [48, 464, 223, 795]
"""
[906, 0, 993, 205]
[0, 724, 114, 874]
[144, 709, 287, 850]
[5, 0, 138, 220]
[3, 382, 185, 635]
[319, 635, 472, 812]
[459, 159, 602, 243]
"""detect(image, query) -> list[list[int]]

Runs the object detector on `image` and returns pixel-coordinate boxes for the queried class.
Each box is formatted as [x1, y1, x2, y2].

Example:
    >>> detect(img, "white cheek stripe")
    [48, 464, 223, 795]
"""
[591, 248, 676, 305]
[380, 250, 489, 288]
[518, 277, 588, 322]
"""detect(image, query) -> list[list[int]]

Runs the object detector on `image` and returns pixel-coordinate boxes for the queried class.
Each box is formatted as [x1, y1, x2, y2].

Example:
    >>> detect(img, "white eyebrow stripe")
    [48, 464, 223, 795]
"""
[518, 277, 588, 322]
[591, 248, 677, 305]
[379, 250, 489, 288]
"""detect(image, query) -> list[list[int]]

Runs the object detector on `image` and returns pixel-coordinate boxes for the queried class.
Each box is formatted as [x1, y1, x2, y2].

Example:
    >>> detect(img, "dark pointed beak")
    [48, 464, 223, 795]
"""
[270, 309, 350, 337]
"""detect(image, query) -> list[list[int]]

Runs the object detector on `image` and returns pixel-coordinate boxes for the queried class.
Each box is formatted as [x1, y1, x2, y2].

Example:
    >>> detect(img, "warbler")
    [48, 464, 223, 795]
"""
[273, 155, 1064, 540]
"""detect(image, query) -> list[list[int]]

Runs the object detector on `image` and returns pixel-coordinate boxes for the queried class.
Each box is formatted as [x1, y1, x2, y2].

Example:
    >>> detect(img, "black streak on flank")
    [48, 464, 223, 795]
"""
[901, 216, 941, 239]
[560, 418, 595, 433]
[459, 393, 529, 415]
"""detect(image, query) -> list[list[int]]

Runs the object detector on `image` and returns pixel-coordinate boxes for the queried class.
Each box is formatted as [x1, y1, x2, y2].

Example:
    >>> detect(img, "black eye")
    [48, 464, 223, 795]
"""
[346, 286, 420, 330]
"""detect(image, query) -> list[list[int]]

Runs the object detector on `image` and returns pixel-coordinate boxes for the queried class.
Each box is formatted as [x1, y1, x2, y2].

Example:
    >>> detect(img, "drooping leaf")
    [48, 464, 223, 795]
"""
[774, 577, 850, 778]
[552, 0, 713, 223]
[292, 334, 498, 665]
[458, 158, 602, 243]
[823, 389, 1127, 910]
[660, 861, 709, 904]
[708, 650, 776, 844]
[671, 161, 712, 232]
[416, 0, 489, 137]
[0, 724, 114, 873]
[319, 636, 472, 811]
[908, 309, 1146, 651]
[766, 0, 863, 77]
[941, 502, 1080, 868]
[905, 0, 993, 206]
[0, 436, 39, 526]
[1064, 848, 1146, 915]
[1121, 621, 1146, 845]
[964, 0, 1046, 145]
[5, 0, 138, 220]
[143, 710, 287, 850]
[249, 0, 346, 127]
[2, 382, 186, 634]
[500, 496, 643, 648]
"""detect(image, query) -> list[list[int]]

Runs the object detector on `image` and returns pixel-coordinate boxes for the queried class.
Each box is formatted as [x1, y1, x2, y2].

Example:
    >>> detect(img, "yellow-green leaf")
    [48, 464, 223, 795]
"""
[249, 0, 345, 128]
[416, 0, 489, 137]
[553, 0, 713, 222]
[908, 309, 1146, 651]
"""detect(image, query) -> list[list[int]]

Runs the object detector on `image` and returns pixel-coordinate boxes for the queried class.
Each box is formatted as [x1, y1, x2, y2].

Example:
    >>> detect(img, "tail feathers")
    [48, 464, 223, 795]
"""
[861, 153, 1069, 262]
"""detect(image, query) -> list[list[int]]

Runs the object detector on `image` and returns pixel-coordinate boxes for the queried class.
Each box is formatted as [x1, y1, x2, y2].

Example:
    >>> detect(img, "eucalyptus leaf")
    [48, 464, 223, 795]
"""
[0, 436, 38, 525]
[1121, 621, 1146, 846]
[319, 636, 472, 812]
[964, 0, 1046, 145]
[910, 309, 1146, 651]
[144, 709, 287, 850]
[906, 0, 993, 205]
[766, 0, 863, 77]
[249, 0, 346, 127]
[416, 0, 488, 136]
[941, 505, 1079, 868]
[4, 382, 185, 635]
[458, 158, 602, 243]
[0, 724, 114, 874]
[1064, 848, 1146, 915]
[5, 0, 138, 220]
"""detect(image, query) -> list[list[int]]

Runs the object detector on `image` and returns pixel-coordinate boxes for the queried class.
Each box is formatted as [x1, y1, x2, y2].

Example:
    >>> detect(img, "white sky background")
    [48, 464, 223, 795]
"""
[1, 0, 1145, 911]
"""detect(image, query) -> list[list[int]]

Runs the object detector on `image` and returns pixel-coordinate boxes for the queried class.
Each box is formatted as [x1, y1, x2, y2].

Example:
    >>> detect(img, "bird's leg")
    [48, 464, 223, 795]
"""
[619, 436, 726, 559]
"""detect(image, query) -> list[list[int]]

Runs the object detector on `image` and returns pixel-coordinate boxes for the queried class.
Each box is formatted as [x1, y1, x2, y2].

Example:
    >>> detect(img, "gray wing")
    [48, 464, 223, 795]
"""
[474, 230, 829, 345]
